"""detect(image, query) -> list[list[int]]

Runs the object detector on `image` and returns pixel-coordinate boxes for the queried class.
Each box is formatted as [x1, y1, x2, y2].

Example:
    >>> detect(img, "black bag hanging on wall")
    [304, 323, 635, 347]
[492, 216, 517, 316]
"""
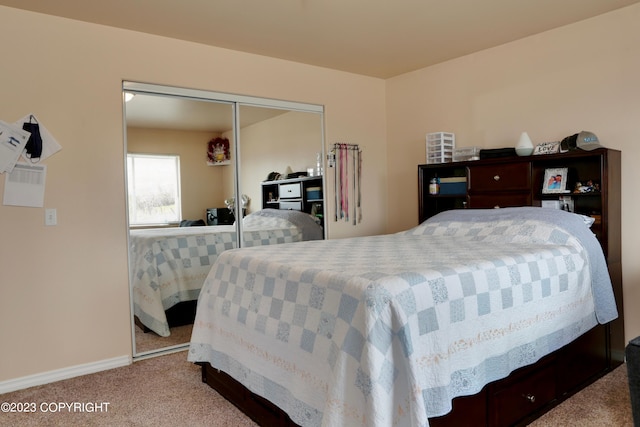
[22, 115, 43, 160]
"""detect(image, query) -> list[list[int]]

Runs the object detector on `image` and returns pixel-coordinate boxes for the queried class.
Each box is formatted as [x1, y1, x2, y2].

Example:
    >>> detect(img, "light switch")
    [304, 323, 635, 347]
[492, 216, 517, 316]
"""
[45, 208, 57, 226]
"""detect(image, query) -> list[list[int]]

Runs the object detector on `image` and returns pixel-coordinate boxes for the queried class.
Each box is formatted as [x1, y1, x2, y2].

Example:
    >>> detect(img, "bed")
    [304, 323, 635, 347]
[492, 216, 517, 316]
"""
[130, 209, 323, 337]
[187, 207, 619, 426]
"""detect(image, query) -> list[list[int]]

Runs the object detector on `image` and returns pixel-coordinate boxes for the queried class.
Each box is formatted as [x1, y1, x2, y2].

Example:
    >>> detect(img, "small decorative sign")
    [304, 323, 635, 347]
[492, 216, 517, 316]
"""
[533, 141, 562, 155]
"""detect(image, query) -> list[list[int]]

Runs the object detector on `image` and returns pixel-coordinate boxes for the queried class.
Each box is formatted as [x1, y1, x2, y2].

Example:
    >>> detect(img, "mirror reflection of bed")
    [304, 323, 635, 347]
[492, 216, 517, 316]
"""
[124, 83, 325, 357]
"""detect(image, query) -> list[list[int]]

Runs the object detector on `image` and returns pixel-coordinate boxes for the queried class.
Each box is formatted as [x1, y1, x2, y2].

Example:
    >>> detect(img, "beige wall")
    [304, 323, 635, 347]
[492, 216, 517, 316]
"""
[127, 127, 227, 221]
[386, 5, 640, 343]
[239, 111, 323, 213]
[1, 2, 639, 388]
[0, 6, 387, 383]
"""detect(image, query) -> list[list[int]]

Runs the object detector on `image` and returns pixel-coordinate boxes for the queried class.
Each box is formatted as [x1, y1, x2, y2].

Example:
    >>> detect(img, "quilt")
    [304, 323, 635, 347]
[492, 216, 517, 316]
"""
[188, 207, 617, 426]
[131, 210, 321, 336]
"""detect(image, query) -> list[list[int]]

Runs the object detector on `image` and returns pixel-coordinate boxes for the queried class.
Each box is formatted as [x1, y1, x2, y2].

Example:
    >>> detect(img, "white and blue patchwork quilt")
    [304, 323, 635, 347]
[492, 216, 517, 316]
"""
[131, 210, 321, 336]
[188, 207, 617, 427]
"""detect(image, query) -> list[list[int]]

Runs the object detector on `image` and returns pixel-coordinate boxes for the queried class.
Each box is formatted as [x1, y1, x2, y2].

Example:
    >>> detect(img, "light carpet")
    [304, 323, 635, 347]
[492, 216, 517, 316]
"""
[0, 350, 632, 426]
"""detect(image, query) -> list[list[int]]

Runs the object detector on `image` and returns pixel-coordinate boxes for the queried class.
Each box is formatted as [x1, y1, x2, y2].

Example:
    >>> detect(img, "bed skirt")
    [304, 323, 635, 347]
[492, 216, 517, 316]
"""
[198, 323, 616, 427]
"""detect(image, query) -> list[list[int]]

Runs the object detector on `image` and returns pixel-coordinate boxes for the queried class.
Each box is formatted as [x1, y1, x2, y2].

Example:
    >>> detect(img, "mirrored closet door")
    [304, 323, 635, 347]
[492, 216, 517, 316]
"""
[123, 82, 325, 358]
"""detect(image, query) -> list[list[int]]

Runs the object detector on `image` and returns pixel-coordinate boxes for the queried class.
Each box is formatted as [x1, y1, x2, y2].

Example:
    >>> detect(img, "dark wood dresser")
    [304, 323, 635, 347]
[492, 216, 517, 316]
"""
[419, 148, 624, 426]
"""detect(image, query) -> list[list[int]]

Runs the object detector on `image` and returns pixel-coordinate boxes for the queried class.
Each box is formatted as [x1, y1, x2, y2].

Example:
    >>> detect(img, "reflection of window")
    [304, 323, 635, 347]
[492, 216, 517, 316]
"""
[127, 154, 181, 225]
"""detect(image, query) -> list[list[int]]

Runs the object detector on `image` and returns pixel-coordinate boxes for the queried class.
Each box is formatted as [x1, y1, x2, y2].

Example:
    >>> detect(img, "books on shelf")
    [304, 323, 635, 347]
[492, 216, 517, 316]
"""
[438, 176, 467, 195]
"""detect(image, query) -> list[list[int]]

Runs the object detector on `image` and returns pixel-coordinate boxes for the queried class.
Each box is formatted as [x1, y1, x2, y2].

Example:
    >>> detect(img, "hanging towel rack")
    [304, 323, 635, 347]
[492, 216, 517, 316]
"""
[330, 143, 362, 225]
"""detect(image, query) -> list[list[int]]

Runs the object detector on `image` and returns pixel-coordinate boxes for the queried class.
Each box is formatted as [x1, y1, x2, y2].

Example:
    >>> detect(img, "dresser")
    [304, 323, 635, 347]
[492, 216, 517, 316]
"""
[419, 148, 620, 260]
[419, 148, 624, 426]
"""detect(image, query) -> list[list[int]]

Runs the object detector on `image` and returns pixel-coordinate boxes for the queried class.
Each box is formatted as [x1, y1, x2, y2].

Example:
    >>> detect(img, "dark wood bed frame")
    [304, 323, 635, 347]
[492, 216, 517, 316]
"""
[197, 149, 625, 426]
[137, 300, 198, 334]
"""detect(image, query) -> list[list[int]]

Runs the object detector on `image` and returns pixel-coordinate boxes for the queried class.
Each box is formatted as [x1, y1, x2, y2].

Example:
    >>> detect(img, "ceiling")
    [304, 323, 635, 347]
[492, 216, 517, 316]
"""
[1, 0, 639, 79]
[124, 93, 288, 132]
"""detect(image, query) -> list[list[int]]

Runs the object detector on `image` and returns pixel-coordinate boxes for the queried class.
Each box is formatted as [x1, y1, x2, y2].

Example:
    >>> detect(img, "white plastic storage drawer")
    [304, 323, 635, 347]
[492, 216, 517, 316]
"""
[279, 183, 301, 199]
[280, 201, 302, 211]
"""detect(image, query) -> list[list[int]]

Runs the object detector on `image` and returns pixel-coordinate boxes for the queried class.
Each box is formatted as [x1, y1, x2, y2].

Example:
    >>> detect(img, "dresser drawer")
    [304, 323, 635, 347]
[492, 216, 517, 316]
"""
[468, 163, 531, 192]
[279, 183, 301, 199]
[468, 193, 531, 209]
[490, 364, 556, 427]
[279, 201, 302, 211]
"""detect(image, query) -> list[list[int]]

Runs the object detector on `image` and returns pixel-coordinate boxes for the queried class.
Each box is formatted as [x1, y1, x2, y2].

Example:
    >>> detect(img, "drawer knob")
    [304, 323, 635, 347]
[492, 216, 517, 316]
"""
[493, 175, 500, 181]
[523, 394, 536, 403]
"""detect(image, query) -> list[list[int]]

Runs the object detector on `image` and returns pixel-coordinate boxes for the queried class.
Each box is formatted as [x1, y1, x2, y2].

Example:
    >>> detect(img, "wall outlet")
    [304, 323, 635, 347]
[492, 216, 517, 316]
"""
[45, 208, 57, 226]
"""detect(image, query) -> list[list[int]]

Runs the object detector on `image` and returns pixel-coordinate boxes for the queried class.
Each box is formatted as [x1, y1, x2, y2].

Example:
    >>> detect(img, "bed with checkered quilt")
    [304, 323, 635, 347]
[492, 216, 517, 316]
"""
[131, 209, 323, 337]
[188, 207, 617, 426]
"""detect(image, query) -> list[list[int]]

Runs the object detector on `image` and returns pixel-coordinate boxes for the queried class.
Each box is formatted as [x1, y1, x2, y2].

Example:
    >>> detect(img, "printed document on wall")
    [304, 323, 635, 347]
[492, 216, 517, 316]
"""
[0, 121, 30, 173]
[3, 162, 46, 207]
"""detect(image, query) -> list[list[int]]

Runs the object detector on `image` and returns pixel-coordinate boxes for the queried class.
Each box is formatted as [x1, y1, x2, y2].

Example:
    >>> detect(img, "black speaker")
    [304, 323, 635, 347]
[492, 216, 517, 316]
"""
[206, 208, 234, 225]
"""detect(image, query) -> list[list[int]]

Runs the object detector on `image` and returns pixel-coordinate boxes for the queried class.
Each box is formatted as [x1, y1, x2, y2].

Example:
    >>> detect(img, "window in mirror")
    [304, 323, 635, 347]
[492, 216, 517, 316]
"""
[127, 153, 182, 226]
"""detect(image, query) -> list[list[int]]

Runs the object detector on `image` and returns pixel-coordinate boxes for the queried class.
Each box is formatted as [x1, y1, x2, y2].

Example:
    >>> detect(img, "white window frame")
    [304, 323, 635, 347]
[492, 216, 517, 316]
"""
[127, 153, 182, 226]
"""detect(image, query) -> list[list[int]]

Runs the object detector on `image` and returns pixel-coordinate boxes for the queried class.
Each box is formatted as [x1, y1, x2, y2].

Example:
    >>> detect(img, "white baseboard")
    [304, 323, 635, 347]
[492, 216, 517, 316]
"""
[0, 355, 132, 394]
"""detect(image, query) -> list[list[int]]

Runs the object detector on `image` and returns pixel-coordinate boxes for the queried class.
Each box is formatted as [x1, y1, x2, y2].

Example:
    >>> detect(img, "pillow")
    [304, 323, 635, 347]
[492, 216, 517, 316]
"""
[576, 213, 596, 228]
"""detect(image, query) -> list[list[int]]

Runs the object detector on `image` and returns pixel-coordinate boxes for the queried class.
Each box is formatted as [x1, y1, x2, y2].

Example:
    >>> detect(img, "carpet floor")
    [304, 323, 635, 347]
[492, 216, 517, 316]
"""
[0, 351, 633, 426]
[134, 323, 192, 354]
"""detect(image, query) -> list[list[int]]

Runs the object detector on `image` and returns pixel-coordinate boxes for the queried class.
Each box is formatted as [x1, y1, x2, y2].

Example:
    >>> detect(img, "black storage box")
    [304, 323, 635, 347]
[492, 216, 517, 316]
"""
[626, 337, 640, 426]
[479, 147, 517, 159]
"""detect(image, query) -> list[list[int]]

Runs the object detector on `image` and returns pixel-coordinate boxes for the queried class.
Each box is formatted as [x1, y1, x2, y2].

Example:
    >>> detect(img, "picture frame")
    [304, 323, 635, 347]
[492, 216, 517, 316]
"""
[207, 137, 231, 166]
[542, 167, 569, 193]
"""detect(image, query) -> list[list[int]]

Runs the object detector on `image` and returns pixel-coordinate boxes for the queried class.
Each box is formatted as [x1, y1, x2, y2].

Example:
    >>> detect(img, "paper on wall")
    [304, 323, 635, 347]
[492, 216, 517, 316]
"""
[0, 121, 30, 173]
[14, 113, 62, 163]
[2, 162, 47, 207]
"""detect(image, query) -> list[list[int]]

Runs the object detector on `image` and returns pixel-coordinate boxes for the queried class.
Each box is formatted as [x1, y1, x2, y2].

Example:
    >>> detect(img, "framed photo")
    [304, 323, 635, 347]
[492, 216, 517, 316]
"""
[542, 167, 569, 193]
